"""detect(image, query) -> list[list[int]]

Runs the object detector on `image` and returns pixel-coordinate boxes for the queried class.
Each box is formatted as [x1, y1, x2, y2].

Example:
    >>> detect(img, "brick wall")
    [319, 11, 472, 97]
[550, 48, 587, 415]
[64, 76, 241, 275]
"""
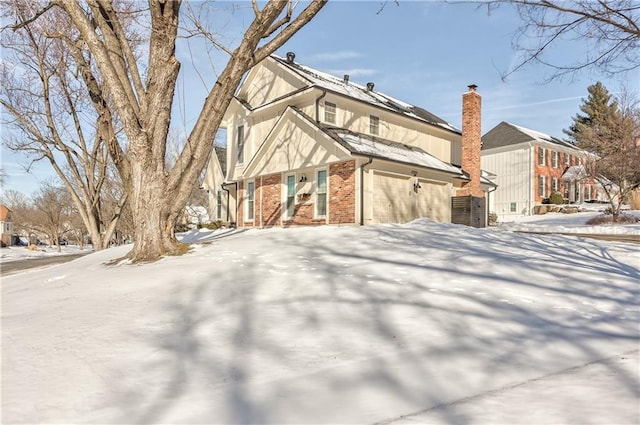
[534, 146, 570, 201]
[261, 173, 282, 226]
[237, 181, 245, 225]
[237, 159, 357, 227]
[329, 160, 356, 225]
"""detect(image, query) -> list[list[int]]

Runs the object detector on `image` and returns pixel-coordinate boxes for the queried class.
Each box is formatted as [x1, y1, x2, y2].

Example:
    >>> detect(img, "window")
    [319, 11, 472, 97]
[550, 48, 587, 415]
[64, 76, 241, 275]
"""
[551, 151, 558, 168]
[564, 153, 571, 166]
[316, 169, 327, 217]
[552, 177, 559, 192]
[216, 190, 223, 220]
[586, 185, 592, 200]
[537, 147, 546, 166]
[236, 124, 245, 164]
[245, 181, 255, 221]
[510, 202, 517, 212]
[369, 115, 379, 136]
[538, 175, 546, 198]
[324, 101, 336, 124]
[285, 174, 296, 219]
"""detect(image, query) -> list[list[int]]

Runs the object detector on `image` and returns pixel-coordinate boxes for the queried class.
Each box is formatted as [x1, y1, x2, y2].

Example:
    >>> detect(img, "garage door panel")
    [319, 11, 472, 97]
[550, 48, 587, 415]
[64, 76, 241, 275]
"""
[416, 180, 450, 223]
[373, 173, 412, 224]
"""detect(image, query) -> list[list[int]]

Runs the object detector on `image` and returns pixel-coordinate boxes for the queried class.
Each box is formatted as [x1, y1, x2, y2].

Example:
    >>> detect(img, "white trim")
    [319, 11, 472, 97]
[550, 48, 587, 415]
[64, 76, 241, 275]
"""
[244, 180, 255, 223]
[283, 173, 296, 220]
[315, 167, 328, 219]
[324, 100, 337, 125]
[236, 122, 246, 165]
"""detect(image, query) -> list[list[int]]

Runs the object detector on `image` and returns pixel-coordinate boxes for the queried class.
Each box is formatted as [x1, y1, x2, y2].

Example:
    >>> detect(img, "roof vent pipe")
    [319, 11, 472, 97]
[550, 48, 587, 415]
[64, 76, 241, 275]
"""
[343, 74, 349, 84]
[366, 82, 374, 91]
[286, 52, 295, 64]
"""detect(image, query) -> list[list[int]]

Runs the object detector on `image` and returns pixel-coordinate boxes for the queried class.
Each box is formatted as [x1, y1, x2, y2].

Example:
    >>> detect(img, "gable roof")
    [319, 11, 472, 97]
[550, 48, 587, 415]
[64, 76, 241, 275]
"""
[482, 121, 578, 151]
[270, 54, 460, 135]
[213, 146, 227, 176]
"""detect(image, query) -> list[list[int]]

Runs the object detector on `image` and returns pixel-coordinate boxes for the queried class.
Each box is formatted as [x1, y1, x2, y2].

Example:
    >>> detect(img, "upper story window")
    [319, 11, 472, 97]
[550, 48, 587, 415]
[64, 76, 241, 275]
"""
[565, 153, 571, 166]
[537, 147, 546, 166]
[551, 151, 559, 168]
[324, 101, 336, 124]
[369, 115, 380, 136]
[236, 124, 245, 164]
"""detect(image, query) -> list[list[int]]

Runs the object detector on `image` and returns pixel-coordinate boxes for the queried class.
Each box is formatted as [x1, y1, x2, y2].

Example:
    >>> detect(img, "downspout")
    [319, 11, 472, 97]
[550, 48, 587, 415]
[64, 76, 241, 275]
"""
[528, 142, 533, 216]
[360, 156, 374, 225]
[221, 183, 231, 223]
[315, 89, 327, 122]
[222, 181, 238, 226]
[487, 184, 497, 225]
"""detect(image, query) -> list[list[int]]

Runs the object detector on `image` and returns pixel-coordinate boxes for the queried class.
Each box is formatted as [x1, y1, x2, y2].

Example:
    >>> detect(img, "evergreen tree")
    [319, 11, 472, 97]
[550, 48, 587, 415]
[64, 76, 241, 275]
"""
[564, 82, 619, 141]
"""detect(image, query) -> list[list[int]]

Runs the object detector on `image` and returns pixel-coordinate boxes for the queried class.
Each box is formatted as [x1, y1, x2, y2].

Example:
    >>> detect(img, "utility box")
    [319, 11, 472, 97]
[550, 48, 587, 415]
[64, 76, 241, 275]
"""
[451, 195, 486, 228]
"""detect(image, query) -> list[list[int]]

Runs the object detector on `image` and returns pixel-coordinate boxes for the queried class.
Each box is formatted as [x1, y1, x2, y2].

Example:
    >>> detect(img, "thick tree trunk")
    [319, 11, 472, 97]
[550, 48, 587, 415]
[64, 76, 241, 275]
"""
[126, 164, 183, 262]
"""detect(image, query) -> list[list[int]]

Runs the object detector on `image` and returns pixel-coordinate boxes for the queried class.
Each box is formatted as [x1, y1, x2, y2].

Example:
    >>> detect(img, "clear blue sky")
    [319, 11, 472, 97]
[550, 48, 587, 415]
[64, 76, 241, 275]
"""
[1, 1, 637, 196]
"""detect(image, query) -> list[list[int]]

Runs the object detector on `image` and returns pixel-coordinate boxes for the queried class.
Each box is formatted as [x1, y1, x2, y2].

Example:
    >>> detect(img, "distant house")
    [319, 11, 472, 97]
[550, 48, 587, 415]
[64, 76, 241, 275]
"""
[0, 204, 14, 246]
[481, 122, 601, 217]
[202, 145, 229, 223]
[204, 52, 495, 228]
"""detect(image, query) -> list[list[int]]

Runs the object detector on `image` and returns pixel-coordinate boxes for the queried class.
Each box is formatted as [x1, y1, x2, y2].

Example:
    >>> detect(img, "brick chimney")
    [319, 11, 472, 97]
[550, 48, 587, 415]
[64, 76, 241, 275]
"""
[459, 84, 483, 198]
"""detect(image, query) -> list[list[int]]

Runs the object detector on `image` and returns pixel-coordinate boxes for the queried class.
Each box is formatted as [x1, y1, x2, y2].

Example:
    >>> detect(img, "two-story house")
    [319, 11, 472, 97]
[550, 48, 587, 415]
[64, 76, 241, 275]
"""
[204, 52, 495, 228]
[481, 122, 600, 218]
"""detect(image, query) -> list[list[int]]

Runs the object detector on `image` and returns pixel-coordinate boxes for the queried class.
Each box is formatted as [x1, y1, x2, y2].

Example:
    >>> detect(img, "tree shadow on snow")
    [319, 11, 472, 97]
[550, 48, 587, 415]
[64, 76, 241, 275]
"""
[108, 221, 639, 424]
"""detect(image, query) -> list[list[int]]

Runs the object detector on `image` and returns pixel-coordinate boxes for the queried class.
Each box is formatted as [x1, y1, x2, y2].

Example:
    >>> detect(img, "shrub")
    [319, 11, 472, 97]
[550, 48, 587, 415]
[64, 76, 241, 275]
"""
[586, 213, 639, 225]
[549, 191, 564, 205]
[199, 221, 223, 230]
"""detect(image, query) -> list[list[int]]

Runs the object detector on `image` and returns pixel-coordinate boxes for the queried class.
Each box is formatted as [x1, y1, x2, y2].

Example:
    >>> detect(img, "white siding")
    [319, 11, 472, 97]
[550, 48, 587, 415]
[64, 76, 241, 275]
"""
[482, 147, 533, 218]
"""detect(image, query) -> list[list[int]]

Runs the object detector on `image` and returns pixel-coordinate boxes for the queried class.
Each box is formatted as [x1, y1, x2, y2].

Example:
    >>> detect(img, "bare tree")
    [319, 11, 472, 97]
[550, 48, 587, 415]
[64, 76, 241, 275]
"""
[486, 0, 640, 80]
[5, 181, 73, 250]
[1, 0, 127, 251]
[30, 0, 327, 262]
[566, 84, 640, 220]
[34, 182, 75, 251]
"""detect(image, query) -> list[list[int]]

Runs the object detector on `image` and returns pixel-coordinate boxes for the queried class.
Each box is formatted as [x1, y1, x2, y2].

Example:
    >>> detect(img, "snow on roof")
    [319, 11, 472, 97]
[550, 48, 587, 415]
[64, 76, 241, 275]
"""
[335, 131, 463, 175]
[272, 55, 460, 134]
[510, 123, 577, 149]
[562, 165, 587, 181]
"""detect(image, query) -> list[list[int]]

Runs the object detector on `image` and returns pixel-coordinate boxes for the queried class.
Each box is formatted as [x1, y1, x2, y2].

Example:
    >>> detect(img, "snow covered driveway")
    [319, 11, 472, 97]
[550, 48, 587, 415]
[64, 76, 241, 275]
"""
[2, 220, 639, 424]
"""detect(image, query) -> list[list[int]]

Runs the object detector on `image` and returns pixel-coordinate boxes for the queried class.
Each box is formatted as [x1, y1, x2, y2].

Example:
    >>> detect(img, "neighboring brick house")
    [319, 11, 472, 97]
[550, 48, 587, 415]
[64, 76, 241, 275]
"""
[481, 122, 601, 218]
[204, 52, 495, 228]
[0, 204, 14, 246]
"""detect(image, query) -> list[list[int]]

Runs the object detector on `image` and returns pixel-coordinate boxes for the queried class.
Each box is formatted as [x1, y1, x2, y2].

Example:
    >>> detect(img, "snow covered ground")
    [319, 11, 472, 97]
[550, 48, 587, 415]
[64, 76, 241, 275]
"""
[1, 215, 639, 424]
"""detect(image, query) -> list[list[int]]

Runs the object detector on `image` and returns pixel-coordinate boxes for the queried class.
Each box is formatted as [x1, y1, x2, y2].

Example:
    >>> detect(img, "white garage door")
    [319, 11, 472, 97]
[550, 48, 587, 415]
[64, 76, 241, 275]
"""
[373, 173, 412, 224]
[416, 180, 450, 223]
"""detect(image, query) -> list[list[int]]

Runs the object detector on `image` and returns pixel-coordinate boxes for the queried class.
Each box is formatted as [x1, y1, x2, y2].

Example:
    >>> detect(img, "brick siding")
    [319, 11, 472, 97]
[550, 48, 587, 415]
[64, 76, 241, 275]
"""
[237, 159, 357, 227]
[261, 173, 282, 226]
[329, 160, 356, 225]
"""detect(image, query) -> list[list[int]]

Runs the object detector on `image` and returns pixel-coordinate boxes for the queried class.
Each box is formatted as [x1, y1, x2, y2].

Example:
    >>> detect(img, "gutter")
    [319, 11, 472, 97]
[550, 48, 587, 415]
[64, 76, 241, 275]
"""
[360, 156, 374, 225]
